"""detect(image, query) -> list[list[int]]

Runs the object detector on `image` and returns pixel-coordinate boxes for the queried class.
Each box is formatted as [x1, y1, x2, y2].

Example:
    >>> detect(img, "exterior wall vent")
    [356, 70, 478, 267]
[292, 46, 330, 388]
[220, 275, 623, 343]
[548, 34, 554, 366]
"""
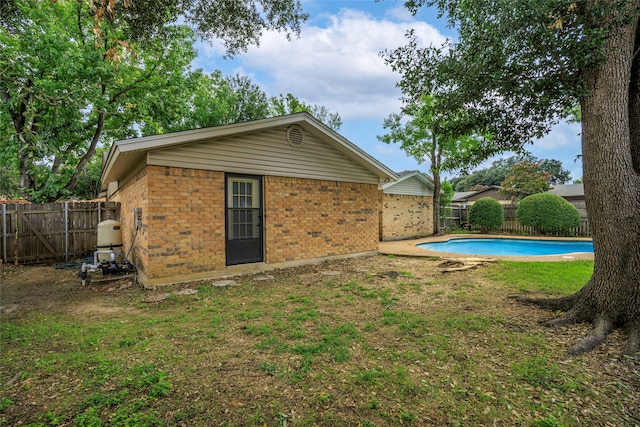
[287, 125, 305, 147]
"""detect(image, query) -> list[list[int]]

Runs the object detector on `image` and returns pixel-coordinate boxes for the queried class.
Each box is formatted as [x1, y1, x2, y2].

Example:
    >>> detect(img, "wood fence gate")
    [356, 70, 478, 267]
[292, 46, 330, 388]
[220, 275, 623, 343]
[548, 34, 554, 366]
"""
[1, 201, 120, 265]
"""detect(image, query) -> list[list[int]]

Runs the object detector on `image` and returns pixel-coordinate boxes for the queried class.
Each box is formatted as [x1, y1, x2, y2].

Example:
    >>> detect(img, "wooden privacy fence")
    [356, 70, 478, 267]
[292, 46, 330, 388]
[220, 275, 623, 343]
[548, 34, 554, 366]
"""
[440, 205, 468, 230]
[1, 201, 120, 265]
[440, 204, 591, 237]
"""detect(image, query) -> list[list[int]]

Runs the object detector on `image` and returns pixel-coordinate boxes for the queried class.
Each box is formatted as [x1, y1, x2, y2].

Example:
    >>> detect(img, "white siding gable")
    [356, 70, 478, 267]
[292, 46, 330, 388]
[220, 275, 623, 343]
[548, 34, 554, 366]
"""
[383, 175, 434, 196]
[147, 127, 380, 184]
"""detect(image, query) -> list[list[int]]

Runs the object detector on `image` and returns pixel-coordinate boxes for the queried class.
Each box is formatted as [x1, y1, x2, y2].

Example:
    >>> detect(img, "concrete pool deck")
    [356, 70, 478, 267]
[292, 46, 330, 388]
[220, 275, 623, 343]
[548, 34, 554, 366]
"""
[378, 234, 594, 262]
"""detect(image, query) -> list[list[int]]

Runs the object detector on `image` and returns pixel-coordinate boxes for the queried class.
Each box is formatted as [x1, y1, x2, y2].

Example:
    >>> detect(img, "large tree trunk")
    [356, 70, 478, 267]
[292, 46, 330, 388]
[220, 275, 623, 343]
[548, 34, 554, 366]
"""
[432, 170, 441, 235]
[520, 9, 640, 355]
[431, 134, 442, 235]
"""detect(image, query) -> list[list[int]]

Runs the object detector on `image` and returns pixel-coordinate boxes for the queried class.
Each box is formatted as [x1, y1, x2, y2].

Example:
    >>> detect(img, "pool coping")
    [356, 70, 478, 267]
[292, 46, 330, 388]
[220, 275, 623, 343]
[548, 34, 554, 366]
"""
[378, 234, 594, 262]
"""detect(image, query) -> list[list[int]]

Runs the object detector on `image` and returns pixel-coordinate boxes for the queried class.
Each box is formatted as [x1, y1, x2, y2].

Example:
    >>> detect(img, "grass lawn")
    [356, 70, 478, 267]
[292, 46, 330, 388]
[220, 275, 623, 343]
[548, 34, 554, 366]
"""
[1, 255, 638, 426]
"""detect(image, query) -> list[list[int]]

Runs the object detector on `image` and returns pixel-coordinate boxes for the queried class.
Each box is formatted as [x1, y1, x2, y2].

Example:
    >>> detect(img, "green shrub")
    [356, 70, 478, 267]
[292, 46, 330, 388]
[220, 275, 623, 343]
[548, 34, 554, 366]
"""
[517, 193, 581, 235]
[468, 197, 504, 232]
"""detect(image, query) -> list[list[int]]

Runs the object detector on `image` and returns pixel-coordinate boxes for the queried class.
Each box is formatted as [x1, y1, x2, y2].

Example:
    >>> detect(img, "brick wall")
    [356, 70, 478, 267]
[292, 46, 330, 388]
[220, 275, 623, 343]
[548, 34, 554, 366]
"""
[380, 193, 434, 241]
[264, 177, 379, 262]
[145, 166, 226, 284]
[113, 167, 379, 286]
[113, 165, 226, 286]
[109, 167, 149, 275]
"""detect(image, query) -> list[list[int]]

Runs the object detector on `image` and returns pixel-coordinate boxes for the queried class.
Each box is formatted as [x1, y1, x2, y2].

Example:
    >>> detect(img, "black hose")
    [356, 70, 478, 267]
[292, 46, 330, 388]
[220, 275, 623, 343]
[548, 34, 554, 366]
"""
[54, 261, 86, 270]
[125, 223, 140, 261]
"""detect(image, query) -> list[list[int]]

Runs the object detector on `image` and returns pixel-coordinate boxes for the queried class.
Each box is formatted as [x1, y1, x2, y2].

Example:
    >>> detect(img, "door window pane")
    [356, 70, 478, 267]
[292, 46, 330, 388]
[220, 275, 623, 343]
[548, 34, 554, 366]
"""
[228, 178, 261, 240]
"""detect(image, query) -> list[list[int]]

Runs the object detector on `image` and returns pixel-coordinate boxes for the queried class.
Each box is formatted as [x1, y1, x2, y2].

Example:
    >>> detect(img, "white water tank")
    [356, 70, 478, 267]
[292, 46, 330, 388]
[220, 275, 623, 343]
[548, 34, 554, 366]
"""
[97, 219, 123, 261]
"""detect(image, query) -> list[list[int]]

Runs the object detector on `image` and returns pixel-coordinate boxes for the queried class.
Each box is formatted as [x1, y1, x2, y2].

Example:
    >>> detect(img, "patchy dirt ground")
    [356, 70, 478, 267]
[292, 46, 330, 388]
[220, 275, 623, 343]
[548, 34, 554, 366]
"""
[0, 262, 141, 318]
[1, 256, 639, 426]
[0, 257, 517, 321]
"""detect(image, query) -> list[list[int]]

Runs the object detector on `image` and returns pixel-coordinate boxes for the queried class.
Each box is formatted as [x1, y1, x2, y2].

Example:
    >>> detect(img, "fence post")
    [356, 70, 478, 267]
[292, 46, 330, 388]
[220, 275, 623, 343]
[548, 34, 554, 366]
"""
[64, 201, 69, 261]
[2, 204, 6, 264]
[97, 201, 101, 224]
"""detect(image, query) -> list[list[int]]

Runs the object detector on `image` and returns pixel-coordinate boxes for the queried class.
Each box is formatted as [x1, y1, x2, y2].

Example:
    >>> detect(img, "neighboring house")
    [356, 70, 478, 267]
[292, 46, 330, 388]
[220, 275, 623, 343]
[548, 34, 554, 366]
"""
[379, 171, 435, 241]
[547, 184, 587, 217]
[101, 113, 397, 287]
[451, 186, 511, 205]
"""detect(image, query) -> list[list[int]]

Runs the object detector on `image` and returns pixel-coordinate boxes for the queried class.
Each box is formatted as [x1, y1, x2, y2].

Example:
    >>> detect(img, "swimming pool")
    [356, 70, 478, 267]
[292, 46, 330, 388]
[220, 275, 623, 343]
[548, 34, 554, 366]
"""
[417, 237, 594, 256]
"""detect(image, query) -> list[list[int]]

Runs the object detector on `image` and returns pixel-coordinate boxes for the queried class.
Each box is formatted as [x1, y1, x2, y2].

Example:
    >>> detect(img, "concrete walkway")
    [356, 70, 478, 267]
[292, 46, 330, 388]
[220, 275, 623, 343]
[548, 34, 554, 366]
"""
[378, 234, 594, 262]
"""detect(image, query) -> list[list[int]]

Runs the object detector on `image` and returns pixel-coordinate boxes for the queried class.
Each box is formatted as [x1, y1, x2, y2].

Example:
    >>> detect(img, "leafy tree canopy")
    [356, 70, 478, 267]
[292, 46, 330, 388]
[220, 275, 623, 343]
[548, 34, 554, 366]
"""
[1, 0, 199, 201]
[450, 155, 571, 191]
[270, 93, 342, 131]
[378, 94, 489, 234]
[2, 0, 308, 58]
[499, 161, 552, 201]
[0, 0, 337, 202]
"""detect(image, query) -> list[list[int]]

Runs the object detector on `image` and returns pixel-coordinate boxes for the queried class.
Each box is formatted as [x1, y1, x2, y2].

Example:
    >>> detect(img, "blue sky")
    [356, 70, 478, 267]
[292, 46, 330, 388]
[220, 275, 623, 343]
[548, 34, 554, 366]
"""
[192, 0, 583, 182]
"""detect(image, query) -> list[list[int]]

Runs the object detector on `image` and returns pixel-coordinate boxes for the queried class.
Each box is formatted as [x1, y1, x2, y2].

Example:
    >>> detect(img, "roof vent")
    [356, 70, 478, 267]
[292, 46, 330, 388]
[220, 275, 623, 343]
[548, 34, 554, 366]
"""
[287, 125, 305, 147]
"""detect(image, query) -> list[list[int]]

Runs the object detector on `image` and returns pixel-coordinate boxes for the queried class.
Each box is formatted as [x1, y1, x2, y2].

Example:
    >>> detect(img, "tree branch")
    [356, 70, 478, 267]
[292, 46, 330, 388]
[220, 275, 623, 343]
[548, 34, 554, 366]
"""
[49, 56, 160, 200]
[109, 63, 159, 104]
[51, 110, 106, 201]
[76, 1, 86, 46]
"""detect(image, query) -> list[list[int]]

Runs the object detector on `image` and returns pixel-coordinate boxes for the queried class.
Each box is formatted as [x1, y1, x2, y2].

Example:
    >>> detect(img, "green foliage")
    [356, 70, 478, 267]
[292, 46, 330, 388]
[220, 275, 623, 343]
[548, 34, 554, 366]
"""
[270, 93, 342, 131]
[499, 161, 552, 201]
[450, 155, 571, 192]
[226, 74, 273, 125]
[387, 0, 617, 151]
[468, 197, 503, 232]
[1, 0, 198, 201]
[182, 0, 307, 57]
[59, 0, 307, 58]
[0, 166, 20, 198]
[378, 94, 490, 233]
[0, 1, 333, 202]
[439, 179, 454, 206]
[517, 193, 581, 235]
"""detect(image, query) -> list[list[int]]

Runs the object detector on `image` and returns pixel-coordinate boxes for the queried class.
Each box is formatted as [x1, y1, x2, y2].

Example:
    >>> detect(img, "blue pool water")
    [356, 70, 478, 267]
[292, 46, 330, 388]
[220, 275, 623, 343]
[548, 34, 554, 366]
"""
[417, 238, 594, 256]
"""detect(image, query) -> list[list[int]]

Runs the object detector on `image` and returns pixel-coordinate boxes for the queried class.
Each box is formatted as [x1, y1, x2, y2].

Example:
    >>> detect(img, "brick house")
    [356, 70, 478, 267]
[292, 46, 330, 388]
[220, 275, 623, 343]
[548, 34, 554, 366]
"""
[101, 113, 397, 287]
[379, 171, 435, 241]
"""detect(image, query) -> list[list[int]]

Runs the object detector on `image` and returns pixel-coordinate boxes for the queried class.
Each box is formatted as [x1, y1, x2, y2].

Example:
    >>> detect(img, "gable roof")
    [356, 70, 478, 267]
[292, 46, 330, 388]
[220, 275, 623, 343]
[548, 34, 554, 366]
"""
[452, 186, 504, 202]
[451, 191, 476, 201]
[101, 113, 397, 185]
[381, 170, 434, 196]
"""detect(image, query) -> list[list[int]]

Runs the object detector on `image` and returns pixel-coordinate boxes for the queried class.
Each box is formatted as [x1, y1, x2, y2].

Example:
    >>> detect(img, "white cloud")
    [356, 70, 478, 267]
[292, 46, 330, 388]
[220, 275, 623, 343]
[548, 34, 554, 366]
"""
[375, 144, 398, 155]
[194, 5, 582, 179]
[199, 7, 446, 121]
[533, 122, 581, 150]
